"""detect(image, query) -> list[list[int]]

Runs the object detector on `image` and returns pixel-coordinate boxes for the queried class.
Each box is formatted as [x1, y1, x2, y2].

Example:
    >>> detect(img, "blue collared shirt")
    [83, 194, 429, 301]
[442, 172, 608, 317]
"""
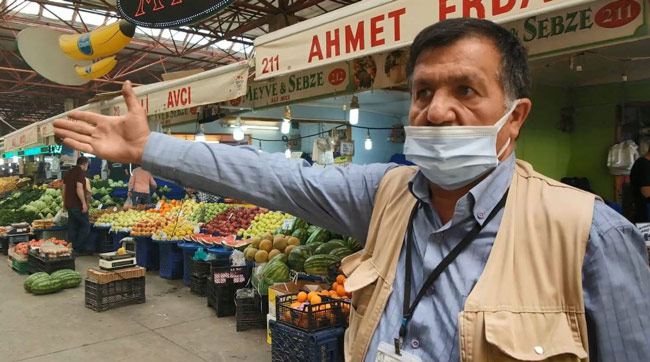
[142, 132, 650, 361]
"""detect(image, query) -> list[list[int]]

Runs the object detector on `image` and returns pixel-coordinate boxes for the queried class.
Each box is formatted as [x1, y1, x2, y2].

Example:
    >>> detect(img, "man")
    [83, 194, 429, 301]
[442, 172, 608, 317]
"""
[630, 150, 650, 222]
[128, 165, 157, 205]
[108, 160, 129, 182]
[62, 156, 91, 255]
[54, 18, 650, 361]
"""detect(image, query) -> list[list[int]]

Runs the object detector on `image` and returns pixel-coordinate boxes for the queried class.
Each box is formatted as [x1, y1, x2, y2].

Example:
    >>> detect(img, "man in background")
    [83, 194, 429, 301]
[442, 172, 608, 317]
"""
[630, 149, 650, 222]
[128, 165, 157, 205]
[62, 156, 91, 255]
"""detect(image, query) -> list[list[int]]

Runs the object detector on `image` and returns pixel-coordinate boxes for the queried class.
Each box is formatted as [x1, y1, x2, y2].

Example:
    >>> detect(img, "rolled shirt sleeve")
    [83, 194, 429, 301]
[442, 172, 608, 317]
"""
[141, 132, 395, 241]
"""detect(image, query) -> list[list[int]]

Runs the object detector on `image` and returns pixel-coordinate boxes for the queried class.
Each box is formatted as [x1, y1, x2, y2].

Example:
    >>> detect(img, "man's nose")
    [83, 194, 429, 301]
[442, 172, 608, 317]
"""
[426, 91, 456, 126]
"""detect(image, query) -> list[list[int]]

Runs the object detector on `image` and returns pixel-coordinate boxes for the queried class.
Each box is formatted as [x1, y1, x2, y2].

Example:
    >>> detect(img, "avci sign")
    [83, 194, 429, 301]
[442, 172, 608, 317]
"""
[118, 0, 236, 28]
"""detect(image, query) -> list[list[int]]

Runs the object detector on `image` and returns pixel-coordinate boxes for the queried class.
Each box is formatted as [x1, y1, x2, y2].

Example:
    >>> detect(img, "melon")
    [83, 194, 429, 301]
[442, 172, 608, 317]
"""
[259, 239, 273, 252]
[255, 249, 269, 263]
[268, 249, 282, 260]
[273, 237, 288, 252]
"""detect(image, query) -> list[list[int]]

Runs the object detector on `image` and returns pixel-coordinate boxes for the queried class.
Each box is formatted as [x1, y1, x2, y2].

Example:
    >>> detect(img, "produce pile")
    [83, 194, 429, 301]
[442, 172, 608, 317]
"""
[0, 187, 45, 224]
[241, 211, 295, 239]
[188, 203, 233, 223]
[24, 269, 82, 295]
[19, 188, 63, 220]
[131, 214, 168, 236]
[98, 210, 147, 231]
[13, 238, 69, 257]
[152, 215, 200, 241]
[203, 207, 267, 236]
[0, 176, 29, 194]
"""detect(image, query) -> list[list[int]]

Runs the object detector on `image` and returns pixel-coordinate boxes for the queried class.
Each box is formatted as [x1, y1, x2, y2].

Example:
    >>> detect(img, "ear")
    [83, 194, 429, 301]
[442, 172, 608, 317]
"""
[509, 98, 532, 140]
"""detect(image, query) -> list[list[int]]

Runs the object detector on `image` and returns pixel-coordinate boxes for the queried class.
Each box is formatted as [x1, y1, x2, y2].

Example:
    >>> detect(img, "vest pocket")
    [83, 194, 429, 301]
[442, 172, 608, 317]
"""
[484, 311, 587, 362]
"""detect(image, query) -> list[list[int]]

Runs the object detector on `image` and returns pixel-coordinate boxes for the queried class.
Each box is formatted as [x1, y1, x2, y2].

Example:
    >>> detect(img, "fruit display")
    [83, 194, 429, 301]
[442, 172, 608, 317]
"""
[89, 208, 115, 223]
[188, 203, 233, 223]
[108, 179, 128, 188]
[20, 188, 63, 220]
[32, 219, 55, 229]
[152, 215, 200, 241]
[0, 226, 10, 235]
[0, 187, 46, 224]
[278, 289, 347, 331]
[95, 209, 146, 230]
[244, 233, 301, 264]
[0, 176, 29, 194]
[203, 207, 267, 236]
[242, 211, 295, 239]
[130, 214, 167, 236]
[25, 269, 81, 295]
[36, 239, 72, 258]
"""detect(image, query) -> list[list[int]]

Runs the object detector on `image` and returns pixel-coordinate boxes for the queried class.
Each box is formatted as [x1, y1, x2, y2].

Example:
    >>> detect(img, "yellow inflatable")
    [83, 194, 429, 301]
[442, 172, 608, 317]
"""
[75, 56, 118, 80]
[59, 20, 135, 61]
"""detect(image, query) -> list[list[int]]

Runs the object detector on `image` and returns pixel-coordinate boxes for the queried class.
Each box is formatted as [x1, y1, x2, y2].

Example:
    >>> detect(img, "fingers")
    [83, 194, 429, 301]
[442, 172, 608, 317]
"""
[122, 80, 142, 114]
[54, 119, 95, 136]
[62, 138, 94, 154]
[55, 128, 94, 145]
[66, 110, 105, 125]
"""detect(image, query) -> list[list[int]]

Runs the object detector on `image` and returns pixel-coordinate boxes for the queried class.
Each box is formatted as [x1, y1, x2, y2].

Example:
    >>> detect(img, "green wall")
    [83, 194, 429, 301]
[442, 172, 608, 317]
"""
[516, 79, 650, 201]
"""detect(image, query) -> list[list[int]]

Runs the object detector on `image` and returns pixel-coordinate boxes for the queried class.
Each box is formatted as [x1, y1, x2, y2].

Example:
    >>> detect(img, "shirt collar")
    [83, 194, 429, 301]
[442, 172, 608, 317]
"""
[408, 152, 516, 226]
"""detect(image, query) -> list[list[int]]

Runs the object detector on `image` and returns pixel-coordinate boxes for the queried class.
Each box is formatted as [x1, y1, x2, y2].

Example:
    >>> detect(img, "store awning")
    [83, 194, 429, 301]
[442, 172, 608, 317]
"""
[254, 0, 597, 80]
[4, 124, 39, 152]
[101, 60, 251, 117]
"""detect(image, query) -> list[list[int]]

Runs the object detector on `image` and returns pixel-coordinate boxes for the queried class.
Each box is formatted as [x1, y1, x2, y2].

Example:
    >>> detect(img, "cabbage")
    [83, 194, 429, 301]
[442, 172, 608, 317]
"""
[24, 205, 39, 214]
[30, 200, 47, 210]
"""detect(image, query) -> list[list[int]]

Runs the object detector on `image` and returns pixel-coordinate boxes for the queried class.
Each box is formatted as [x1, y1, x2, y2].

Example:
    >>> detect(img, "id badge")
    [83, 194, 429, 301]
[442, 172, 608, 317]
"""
[376, 341, 423, 362]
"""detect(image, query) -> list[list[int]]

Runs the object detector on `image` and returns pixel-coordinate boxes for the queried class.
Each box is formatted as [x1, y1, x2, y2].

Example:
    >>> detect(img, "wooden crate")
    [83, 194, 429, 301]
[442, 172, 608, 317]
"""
[86, 266, 146, 284]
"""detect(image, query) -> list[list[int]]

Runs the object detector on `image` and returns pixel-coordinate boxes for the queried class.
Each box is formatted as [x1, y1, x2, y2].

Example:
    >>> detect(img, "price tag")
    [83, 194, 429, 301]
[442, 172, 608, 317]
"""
[282, 219, 293, 230]
[97, 203, 103, 209]
[155, 201, 162, 210]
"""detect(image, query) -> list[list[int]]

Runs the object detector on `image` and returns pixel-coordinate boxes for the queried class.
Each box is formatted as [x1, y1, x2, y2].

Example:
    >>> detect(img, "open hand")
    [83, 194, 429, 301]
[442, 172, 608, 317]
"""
[54, 80, 150, 164]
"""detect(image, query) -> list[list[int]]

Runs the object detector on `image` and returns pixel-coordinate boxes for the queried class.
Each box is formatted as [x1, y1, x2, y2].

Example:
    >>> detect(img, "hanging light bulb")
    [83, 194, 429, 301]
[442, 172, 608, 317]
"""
[349, 95, 359, 125]
[0, 159, 4, 165]
[364, 129, 372, 150]
[233, 117, 245, 141]
[281, 106, 292, 134]
[285, 145, 292, 158]
[195, 124, 206, 142]
[258, 140, 263, 153]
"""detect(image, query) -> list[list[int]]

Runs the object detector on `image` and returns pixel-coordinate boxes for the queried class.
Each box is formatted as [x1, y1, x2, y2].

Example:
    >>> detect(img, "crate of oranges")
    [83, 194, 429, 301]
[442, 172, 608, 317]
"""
[276, 274, 352, 331]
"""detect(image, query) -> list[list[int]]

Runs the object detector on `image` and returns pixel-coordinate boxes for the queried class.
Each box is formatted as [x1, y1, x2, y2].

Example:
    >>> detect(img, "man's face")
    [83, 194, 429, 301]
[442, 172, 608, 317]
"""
[80, 163, 88, 171]
[408, 36, 529, 160]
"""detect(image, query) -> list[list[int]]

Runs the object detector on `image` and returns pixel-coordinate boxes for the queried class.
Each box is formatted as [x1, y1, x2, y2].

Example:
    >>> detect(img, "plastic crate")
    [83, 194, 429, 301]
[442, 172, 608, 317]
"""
[157, 242, 183, 280]
[111, 230, 130, 251]
[211, 265, 249, 286]
[134, 237, 159, 270]
[190, 259, 211, 278]
[94, 226, 113, 253]
[276, 293, 346, 332]
[270, 320, 344, 362]
[190, 275, 208, 297]
[236, 288, 267, 331]
[12, 258, 29, 274]
[179, 243, 201, 286]
[27, 250, 75, 274]
[85, 277, 146, 312]
[208, 282, 240, 317]
[0, 236, 8, 256]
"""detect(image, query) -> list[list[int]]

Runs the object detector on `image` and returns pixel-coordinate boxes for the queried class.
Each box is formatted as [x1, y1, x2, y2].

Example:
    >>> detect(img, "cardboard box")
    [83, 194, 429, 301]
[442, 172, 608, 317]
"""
[267, 313, 276, 345]
[268, 280, 329, 317]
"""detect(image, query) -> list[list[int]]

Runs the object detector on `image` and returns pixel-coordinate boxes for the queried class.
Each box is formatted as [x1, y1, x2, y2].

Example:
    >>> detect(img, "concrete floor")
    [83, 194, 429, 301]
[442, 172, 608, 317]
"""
[0, 255, 271, 362]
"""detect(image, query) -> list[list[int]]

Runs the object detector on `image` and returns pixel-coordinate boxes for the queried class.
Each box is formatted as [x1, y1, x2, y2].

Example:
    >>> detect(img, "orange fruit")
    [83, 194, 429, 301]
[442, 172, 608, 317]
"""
[290, 301, 302, 309]
[307, 291, 318, 301]
[337, 285, 346, 297]
[332, 282, 339, 291]
[310, 294, 322, 305]
[320, 290, 330, 296]
[329, 290, 339, 298]
[297, 291, 308, 303]
[336, 275, 346, 284]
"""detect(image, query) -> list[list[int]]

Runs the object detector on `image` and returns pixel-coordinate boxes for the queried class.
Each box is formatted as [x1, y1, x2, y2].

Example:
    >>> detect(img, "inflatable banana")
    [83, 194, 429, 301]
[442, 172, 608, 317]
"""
[60, 20, 135, 61]
[75, 56, 117, 80]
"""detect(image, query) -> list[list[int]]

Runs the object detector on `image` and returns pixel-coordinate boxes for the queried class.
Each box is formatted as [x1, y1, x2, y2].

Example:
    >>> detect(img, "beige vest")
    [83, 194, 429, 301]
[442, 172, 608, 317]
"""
[342, 160, 594, 362]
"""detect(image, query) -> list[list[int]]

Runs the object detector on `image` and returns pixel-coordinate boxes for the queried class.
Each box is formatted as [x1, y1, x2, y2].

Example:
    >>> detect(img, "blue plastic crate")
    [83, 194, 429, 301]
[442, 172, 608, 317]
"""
[94, 226, 113, 253]
[270, 321, 344, 362]
[207, 246, 233, 262]
[179, 242, 201, 286]
[135, 236, 159, 270]
[156, 242, 183, 279]
[111, 230, 130, 251]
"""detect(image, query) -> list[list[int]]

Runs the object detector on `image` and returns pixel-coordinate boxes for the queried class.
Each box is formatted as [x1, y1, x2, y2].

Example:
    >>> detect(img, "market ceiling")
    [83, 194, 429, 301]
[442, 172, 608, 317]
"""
[0, 0, 358, 134]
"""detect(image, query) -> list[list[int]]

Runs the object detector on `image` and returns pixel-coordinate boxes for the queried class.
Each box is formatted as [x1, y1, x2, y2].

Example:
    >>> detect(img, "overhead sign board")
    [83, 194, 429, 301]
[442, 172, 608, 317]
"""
[254, 0, 597, 80]
[118, 0, 236, 28]
[509, 0, 649, 58]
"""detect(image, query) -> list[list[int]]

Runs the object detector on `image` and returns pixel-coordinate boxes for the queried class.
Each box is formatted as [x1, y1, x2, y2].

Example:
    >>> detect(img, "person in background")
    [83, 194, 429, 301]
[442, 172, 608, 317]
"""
[85, 177, 92, 210]
[62, 156, 91, 255]
[630, 149, 650, 222]
[128, 165, 157, 205]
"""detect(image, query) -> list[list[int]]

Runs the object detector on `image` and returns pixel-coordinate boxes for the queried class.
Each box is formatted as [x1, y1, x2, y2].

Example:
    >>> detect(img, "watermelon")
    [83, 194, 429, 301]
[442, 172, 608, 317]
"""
[50, 269, 76, 279]
[330, 247, 353, 259]
[262, 260, 289, 280]
[269, 253, 288, 265]
[306, 242, 322, 252]
[330, 233, 343, 240]
[314, 241, 346, 255]
[346, 237, 362, 252]
[288, 245, 312, 272]
[307, 225, 319, 234]
[31, 276, 63, 295]
[294, 218, 308, 231]
[291, 228, 309, 244]
[24, 272, 49, 292]
[306, 227, 331, 244]
[58, 272, 82, 289]
[304, 254, 341, 276]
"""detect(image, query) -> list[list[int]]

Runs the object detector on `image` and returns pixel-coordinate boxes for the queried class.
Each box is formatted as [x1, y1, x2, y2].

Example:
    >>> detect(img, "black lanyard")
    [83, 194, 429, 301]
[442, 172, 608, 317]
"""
[395, 190, 508, 353]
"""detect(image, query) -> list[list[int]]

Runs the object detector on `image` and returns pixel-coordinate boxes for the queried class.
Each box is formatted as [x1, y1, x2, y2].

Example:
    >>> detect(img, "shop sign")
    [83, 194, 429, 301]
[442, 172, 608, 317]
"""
[118, 0, 236, 28]
[148, 107, 200, 127]
[105, 62, 248, 116]
[5, 125, 38, 152]
[225, 63, 353, 109]
[508, 0, 648, 57]
[255, 0, 596, 80]
[351, 49, 409, 92]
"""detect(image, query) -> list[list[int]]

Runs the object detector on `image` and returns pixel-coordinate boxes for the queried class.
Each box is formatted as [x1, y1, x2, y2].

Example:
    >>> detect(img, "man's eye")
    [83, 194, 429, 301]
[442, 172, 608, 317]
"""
[459, 86, 474, 96]
[416, 89, 432, 99]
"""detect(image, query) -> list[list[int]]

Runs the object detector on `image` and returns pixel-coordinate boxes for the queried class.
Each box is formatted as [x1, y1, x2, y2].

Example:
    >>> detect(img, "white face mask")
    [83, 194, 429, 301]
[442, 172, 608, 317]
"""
[404, 101, 519, 190]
